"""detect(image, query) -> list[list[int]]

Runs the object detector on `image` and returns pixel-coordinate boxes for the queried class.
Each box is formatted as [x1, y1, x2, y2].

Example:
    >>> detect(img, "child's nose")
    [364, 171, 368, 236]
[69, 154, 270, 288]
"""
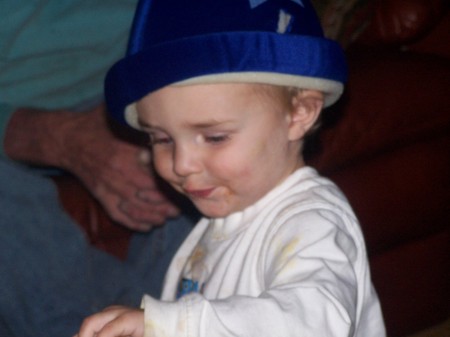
[172, 144, 202, 177]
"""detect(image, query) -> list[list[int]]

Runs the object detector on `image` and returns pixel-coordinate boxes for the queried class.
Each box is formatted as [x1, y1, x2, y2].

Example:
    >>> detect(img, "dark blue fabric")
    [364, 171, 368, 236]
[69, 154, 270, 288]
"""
[105, 0, 347, 126]
[106, 32, 347, 125]
[0, 158, 195, 337]
[129, 0, 323, 49]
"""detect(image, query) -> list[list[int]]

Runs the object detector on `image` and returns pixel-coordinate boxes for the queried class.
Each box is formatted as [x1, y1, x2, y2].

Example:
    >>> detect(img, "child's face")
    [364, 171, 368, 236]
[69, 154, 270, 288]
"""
[136, 83, 304, 218]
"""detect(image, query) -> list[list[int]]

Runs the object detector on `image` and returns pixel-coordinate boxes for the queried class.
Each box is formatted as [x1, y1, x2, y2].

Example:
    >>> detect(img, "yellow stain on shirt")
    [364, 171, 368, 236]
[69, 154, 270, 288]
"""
[280, 238, 301, 262]
[190, 246, 205, 262]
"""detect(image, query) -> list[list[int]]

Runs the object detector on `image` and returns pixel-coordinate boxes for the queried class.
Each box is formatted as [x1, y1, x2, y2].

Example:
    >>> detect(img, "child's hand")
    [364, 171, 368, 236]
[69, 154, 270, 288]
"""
[75, 306, 144, 337]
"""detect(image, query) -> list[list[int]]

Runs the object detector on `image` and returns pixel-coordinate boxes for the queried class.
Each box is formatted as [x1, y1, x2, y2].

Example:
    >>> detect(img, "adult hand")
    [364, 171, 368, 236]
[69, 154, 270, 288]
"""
[4, 104, 180, 231]
[76, 306, 144, 337]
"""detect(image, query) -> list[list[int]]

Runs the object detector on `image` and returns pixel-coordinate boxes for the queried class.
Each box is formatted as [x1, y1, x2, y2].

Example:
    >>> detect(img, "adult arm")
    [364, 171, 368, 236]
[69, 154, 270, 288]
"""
[3, 104, 179, 231]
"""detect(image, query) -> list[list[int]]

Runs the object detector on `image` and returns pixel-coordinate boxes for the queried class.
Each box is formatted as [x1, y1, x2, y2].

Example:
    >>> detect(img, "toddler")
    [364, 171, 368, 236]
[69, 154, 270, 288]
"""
[77, 0, 386, 336]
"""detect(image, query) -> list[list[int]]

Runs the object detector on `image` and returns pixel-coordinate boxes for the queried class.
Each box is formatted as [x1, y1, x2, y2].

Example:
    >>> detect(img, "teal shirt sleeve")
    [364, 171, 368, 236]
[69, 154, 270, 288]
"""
[0, 0, 137, 111]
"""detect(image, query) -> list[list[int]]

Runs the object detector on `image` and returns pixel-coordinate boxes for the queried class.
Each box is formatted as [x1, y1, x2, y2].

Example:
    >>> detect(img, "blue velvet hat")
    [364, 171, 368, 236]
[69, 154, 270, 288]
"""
[105, 0, 347, 128]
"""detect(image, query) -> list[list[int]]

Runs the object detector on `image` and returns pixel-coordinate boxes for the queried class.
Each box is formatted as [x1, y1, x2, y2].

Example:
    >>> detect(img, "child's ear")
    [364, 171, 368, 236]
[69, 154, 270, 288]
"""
[287, 89, 324, 141]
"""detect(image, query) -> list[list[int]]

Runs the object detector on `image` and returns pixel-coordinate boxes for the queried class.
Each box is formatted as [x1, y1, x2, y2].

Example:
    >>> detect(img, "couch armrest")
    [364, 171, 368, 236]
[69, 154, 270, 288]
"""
[358, 0, 448, 46]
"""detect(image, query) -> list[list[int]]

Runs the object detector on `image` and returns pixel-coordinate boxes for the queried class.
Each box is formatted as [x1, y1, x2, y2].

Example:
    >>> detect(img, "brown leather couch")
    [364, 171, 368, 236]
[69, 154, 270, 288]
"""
[54, 1, 450, 336]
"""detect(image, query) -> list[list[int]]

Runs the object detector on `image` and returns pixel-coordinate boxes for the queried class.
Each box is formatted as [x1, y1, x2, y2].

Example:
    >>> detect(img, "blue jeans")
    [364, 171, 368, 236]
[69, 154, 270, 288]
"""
[0, 158, 196, 337]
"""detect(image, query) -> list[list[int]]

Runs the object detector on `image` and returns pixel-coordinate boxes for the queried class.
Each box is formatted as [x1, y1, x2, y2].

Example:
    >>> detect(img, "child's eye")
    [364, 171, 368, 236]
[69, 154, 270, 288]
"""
[149, 134, 172, 146]
[204, 134, 230, 144]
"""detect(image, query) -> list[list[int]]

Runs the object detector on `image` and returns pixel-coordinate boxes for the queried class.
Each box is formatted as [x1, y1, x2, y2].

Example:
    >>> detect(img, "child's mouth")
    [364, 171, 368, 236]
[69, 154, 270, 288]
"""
[184, 187, 215, 198]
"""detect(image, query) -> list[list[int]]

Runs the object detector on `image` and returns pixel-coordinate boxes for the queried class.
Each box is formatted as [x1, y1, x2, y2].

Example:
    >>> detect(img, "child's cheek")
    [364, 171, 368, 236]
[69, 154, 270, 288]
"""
[212, 148, 253, 179]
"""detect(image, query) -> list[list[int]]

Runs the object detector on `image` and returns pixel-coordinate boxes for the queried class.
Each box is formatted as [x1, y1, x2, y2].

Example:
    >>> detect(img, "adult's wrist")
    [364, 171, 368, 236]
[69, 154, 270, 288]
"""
[0, 103, 17, 157]
[3, 107, 76, 168]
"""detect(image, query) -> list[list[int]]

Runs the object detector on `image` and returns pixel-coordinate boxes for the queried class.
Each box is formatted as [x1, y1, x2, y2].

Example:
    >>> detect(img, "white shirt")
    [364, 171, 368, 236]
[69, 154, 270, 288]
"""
[142, 167, 386, 337]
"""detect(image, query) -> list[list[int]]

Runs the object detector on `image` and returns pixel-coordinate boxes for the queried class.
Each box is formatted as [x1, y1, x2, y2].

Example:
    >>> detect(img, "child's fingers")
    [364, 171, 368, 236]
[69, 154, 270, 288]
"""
[93, 309, 145, 337]
[77, 306, 135, 337]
